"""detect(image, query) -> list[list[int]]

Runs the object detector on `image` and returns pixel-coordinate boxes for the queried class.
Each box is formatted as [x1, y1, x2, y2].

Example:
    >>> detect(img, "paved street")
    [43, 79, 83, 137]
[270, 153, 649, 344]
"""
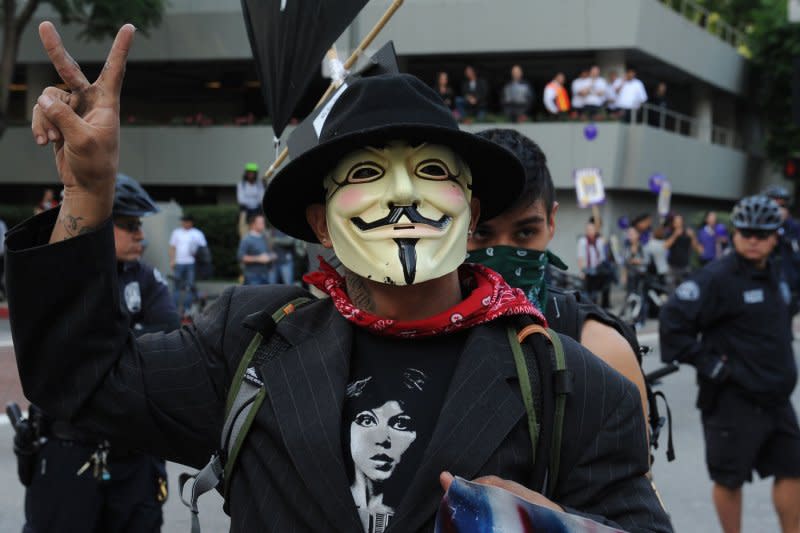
[0, 318, 798, 532]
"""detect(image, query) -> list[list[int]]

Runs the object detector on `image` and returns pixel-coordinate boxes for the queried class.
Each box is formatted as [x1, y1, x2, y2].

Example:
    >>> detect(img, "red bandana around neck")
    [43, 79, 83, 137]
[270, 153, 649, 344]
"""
[303, 258, 546, 338]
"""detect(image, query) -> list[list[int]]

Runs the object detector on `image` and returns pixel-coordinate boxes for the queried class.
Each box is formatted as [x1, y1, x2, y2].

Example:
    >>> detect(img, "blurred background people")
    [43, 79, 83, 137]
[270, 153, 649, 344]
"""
[169, 214, 208, 316]
[237, 214, 274, 286]
[237, 162, 265, 237]
[456, 65, 488, 122]
[697, 211, 728, 266]
[434, 71, 456, 114]
[501, 64, 533, 123]
[543, 72, 570, 117]
[664, 213, 703, 289]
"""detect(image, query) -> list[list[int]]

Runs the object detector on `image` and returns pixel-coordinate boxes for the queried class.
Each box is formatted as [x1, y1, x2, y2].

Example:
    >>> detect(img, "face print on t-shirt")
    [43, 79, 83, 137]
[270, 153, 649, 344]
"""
[350, 395, 417, 482]
[345, 368, 428, 533]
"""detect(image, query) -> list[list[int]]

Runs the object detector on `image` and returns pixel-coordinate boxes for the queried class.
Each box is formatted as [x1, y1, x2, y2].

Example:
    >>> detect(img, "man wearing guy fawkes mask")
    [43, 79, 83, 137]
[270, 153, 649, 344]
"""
[9, 49, 671, 533]
[466, 128, 650, 436]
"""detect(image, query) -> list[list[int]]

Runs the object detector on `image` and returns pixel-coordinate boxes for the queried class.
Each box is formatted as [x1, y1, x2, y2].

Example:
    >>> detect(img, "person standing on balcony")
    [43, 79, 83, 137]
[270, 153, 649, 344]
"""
[543, 72, 570, 117]
[649, 82, 669, 127]
[433, 71, 455, 114]
[571, 69, 589, 118]
[583, 66, 608, 120]
[606, 71, 623, 116]
[456, 65, 488, 122]
[617, 67, 648, 123]
[501, 65, 533, 123]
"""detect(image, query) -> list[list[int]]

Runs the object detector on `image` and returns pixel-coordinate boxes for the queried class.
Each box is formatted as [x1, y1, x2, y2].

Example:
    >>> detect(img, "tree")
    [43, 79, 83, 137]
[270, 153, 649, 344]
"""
[0, 0, 165, 138]
[697, 0, 800, 166]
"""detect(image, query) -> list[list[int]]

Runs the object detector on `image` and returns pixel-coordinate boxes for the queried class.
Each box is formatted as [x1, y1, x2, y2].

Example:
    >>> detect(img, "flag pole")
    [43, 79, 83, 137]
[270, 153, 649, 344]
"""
[263, 0, 405, 181]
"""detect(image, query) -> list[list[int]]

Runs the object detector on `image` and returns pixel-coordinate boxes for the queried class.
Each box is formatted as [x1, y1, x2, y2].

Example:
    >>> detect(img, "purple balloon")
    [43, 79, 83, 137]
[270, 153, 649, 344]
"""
[648, 173, 665, 194]
[583, 123, 598, 140]
[715, 223, 728, 237]
[618, 215, 630, 230]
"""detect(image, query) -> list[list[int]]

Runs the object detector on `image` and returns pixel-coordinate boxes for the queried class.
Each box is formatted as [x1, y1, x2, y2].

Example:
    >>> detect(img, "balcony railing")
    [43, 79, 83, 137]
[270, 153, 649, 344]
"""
[635, 103, 742, 150]
[658, 0, 747, 52]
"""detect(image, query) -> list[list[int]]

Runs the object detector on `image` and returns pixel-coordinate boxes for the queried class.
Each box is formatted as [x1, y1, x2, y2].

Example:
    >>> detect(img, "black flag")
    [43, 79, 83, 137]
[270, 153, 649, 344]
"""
[241, 0, 369, 139]
[287, 41, 400, 159]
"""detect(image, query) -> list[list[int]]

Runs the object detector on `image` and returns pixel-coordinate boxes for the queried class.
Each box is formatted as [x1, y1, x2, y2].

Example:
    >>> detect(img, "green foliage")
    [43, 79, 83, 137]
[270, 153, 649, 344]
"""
[46, 0, 165, 40]
[699, 0, 800, 165]
[183, 204, 241, 280]
[0, 204, 35, 229]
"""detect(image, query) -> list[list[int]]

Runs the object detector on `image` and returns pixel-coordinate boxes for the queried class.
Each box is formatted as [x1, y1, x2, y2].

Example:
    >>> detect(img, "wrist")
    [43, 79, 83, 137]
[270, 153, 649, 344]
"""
[61, 187, 113, 223]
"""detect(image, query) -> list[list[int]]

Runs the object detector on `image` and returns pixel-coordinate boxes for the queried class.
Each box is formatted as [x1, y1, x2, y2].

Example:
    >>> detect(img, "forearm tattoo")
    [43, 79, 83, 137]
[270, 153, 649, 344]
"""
[58, 213, 96, 239]
[345, 271, 376, 313]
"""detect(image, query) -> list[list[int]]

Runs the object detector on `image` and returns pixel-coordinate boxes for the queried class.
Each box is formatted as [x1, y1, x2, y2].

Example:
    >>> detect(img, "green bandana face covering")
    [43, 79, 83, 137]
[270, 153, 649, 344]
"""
[466, 245, 567, 312]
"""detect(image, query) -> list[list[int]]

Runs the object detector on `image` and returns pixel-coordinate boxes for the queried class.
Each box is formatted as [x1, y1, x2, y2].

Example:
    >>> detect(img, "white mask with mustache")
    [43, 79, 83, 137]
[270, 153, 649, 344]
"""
[324, 141, 473, 286]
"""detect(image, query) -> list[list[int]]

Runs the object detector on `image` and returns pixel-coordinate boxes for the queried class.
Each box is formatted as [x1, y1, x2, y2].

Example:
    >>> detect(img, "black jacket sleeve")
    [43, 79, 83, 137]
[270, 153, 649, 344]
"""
[6, 210, 265, 467]
[138, 264, 180, 334]
[556, 335, 673, 533]
[658, 269, 722, 370]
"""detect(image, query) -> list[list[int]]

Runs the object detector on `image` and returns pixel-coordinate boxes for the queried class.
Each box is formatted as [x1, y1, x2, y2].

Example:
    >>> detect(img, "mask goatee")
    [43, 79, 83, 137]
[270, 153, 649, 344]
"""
[395, 239, 419, 285]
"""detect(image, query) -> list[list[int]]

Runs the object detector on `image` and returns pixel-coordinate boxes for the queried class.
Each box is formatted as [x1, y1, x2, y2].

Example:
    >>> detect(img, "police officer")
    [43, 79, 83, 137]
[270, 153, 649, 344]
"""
[660, 195, 800, 533]
[22, 174, 179, 533]
[764, 184, 800, 315]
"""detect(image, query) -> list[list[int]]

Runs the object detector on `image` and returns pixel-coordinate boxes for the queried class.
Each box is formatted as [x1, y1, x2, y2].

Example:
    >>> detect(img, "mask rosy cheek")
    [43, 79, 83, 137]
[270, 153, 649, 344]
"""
[440, 184, 468, 207]
[334, 187, 367, 211]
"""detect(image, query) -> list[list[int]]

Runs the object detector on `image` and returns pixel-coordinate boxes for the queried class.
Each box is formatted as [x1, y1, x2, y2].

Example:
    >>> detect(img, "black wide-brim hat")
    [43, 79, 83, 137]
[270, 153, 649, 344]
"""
[263, 73, 525, 242]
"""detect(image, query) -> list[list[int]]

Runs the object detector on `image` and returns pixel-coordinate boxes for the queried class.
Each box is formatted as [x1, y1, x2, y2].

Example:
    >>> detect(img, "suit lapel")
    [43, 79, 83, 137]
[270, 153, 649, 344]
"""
[389, 321, 525, 532]
[258, 299, 363, 533]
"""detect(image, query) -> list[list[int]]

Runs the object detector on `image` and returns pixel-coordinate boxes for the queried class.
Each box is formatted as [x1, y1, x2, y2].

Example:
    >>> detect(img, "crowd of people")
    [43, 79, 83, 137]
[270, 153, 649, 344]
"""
[4, 20, 800, 533]
[433, 63, 655, 124]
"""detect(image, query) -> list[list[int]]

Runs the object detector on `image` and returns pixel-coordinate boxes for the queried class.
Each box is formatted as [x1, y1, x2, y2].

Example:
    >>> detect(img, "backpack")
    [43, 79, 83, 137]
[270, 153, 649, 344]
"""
[544, 286, 674, 463]
[179, 298, 571, 532]
[194, 245, 214, 281]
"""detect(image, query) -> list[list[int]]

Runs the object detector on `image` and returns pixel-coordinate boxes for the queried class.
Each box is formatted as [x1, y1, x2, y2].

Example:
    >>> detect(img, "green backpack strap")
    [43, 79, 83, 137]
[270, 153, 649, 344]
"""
[510, 323, 570, 498]
[179, 297, 312, 533]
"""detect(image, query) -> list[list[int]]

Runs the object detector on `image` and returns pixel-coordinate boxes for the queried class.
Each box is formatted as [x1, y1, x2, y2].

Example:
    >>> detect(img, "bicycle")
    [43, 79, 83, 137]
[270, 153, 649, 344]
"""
[619, 272, 670, 327]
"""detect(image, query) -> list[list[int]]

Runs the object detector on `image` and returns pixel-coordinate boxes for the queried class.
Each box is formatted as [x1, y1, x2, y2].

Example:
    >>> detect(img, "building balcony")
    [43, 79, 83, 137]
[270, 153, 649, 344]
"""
[0, 117, 751, 202]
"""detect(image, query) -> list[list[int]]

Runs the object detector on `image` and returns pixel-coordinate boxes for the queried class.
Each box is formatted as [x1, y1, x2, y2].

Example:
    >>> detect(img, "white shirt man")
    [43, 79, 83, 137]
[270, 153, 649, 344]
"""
[571, 72, 590, 110]
[169, 222, 207, 266]
[606, 74, 623, 111]
[616, 75, 648, 110]
[584, 76, 608, 108]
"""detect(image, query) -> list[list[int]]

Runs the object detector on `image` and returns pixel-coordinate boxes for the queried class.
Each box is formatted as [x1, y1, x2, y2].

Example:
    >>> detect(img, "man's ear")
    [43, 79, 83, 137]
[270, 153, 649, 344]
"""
[469, 198, 481, 233]
[306, 204, 332, 248]
[549, 201, 559, 240]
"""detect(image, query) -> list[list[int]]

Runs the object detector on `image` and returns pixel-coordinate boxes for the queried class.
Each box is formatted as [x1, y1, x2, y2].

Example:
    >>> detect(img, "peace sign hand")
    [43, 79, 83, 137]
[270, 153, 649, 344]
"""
[31, 22, 135, 240]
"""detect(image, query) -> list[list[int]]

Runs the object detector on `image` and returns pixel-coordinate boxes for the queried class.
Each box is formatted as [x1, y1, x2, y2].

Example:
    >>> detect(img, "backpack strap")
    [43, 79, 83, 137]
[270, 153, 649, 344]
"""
[511, 323, 571, 498]
[179, 297, 312, 533]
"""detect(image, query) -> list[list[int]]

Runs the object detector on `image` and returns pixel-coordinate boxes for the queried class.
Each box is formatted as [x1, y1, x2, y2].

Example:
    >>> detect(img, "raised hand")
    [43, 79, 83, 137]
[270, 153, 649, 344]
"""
[31, 22, 135, 241]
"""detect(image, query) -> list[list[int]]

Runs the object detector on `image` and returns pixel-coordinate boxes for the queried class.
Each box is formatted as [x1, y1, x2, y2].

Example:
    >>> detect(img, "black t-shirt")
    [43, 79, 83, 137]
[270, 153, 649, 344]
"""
[343, 328, 465, 533]
[667, 233, 692, 268]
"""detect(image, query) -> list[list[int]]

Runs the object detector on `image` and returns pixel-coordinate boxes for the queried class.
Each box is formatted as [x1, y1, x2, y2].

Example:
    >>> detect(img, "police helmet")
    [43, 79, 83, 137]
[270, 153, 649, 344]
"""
[113, 174, 159, 217]
[731, 195, 782, 231]
[762, 184, 791, 203]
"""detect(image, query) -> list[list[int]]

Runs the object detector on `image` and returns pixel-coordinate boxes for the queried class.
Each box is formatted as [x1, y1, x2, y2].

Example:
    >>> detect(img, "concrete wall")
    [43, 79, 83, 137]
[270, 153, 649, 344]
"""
[10, 0, 746, 95]
[0, 122, 751, 197]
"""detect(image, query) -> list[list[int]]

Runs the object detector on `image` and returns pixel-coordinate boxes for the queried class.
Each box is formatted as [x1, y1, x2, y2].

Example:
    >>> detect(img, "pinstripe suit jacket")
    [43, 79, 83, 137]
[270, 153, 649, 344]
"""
[6, 212, 672, 533]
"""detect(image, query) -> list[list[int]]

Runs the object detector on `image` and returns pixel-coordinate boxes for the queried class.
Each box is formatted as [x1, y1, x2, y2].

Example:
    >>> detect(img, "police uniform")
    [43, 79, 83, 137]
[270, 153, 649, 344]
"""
[660, 252, 800, 489]
[23, 260, 179, 533]
[775, 217, 800, 315]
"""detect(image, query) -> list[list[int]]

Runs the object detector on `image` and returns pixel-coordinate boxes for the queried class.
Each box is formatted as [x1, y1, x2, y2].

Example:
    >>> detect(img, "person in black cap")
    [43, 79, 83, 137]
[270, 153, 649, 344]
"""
[7, 23, 670, 533]
[20, 173, 178, 533]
